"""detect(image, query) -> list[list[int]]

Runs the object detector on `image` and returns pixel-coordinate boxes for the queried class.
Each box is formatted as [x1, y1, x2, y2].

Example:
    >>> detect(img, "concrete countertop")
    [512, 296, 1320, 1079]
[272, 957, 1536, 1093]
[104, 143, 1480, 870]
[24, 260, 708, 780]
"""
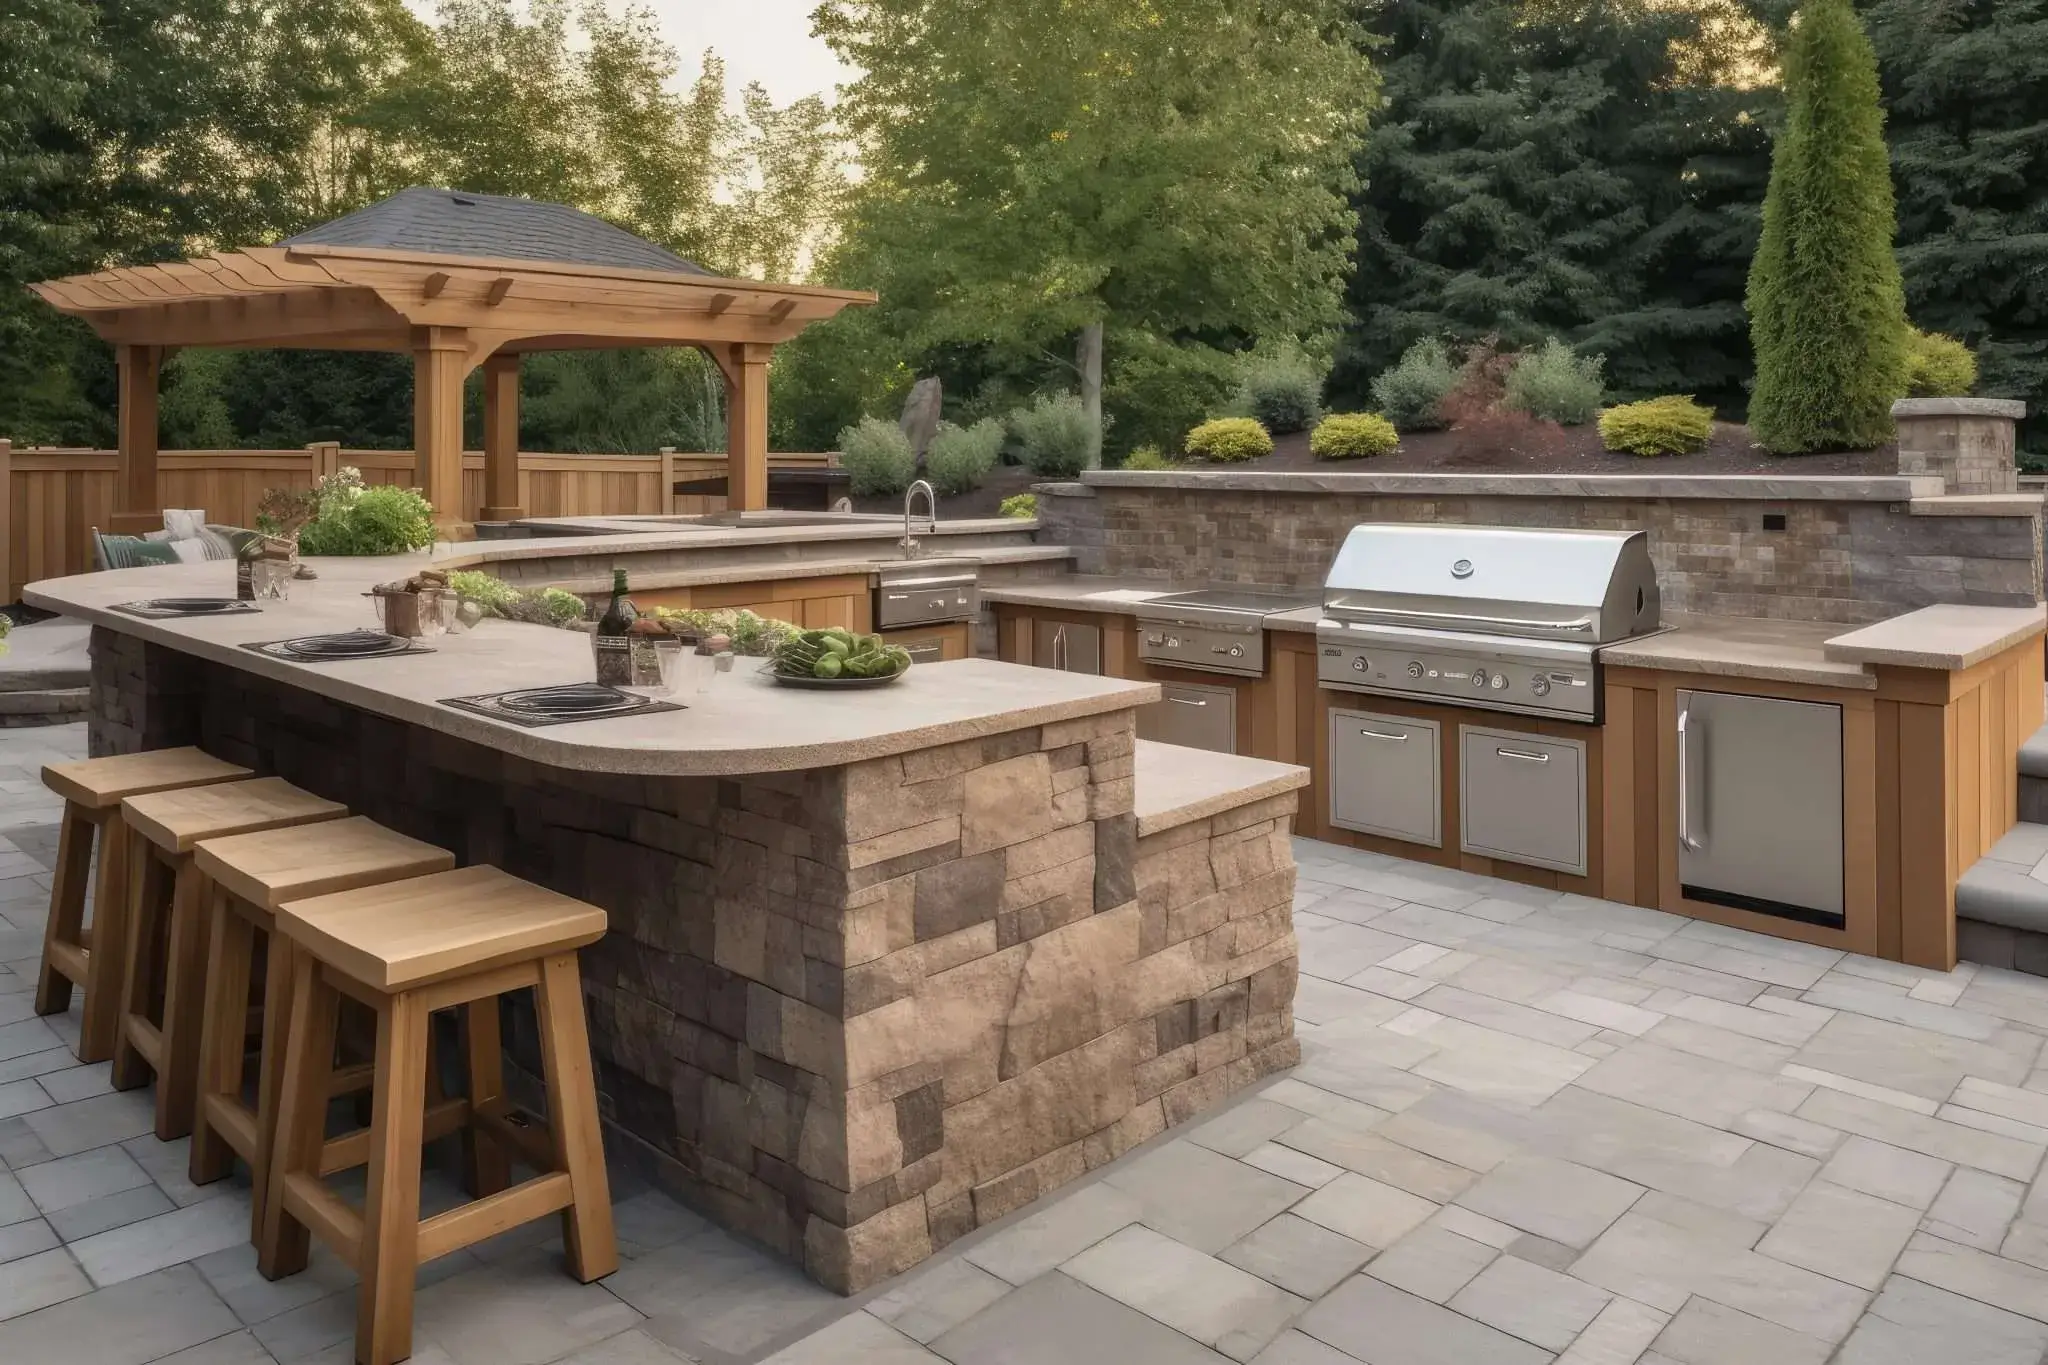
[1133, 740, 1309, 837]
[978, 577, 1324, 633]
[1823, 604, 2048, 671]
[440, 517, 1037, 568]
[25, 557, 1160, 777]
[1600, 614, 1879, 690]
[522, 544, 1074, 597]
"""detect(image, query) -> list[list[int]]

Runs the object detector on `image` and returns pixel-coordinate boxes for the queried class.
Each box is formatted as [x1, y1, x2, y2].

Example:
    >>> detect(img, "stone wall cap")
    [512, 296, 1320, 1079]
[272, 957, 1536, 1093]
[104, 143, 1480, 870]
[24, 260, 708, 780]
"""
[1134, 739, 1307, 836]
[1825, 603, 2048, 671]
[1891, 397, 2027, 419]
[1908, 493, 2045, 518]
[1081, 470, 1948, 501]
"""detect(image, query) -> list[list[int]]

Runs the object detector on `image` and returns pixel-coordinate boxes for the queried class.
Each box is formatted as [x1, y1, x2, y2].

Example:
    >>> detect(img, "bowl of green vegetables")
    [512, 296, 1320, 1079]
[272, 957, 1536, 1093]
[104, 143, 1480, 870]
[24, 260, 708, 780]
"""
[768, 628, 914, 688]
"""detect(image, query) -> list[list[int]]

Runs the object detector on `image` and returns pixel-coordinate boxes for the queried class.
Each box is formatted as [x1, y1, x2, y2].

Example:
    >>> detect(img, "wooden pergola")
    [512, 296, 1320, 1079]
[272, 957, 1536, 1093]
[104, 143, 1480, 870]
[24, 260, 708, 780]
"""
[28, 188, 874, 535]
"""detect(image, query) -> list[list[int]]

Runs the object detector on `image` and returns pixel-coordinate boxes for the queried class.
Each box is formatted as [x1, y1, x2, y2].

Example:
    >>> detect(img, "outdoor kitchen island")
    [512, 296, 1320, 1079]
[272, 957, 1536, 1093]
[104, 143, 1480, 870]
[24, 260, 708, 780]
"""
[24, 557, 1309, 1296]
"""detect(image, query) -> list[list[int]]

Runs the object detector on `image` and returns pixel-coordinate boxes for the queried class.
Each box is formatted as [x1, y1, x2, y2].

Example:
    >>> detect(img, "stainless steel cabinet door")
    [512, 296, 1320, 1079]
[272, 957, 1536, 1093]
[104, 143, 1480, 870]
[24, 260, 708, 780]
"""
[1676, 690, 1844, 925]
[1138, 681, 1237, 753]
[1328, 709, 1441, 846]
[1032, 621, 1102, 674]
[1460, 726, 1587, 875]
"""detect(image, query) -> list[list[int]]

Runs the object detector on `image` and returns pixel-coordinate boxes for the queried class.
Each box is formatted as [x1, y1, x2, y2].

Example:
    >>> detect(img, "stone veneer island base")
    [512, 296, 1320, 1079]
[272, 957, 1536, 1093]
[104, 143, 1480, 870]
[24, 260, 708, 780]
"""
[86, 623, 1305, 1293]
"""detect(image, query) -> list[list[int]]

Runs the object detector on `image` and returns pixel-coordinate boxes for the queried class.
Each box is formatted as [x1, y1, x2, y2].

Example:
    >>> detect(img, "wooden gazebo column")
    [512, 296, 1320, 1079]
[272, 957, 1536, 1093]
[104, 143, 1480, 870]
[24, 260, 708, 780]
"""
[722, 342, 773, 513]
[479, 352, 524, 523]
[109, 344, 163, 535]
[412, 327, 470, 538]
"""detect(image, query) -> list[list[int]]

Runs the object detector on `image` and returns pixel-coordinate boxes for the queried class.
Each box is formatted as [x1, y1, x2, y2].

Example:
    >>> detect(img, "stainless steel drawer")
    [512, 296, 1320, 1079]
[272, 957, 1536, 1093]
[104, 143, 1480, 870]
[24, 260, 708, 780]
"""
[1138, 680, 1237, 754]
[1460, 725, 1587, 875]
[1328, 709, 1441, 846]
[1031, 621, 1102, 674]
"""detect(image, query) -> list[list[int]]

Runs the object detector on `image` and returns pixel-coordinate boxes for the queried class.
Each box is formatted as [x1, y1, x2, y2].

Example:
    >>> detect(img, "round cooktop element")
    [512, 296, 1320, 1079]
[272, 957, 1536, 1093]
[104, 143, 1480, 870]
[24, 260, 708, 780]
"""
[495, 684, 638, 716]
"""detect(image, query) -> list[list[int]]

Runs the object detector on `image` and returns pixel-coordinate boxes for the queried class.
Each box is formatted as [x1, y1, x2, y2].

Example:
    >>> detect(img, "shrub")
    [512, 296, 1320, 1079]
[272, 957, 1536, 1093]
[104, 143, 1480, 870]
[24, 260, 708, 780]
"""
[1120, 444, 1179, 471]
[1011, 393, 1096, 477]
[1598, 396, 1716, 456]
[1238, 353, 1324, 434]
[837, 416, 917, 496]
[1370, 338, 1459, 430]
[999, 493, 1038, 519]
[1104, 336, 1236, 458]
[297, 482, 436, 555]
[1504, 339, 1605, 425]
[923, 418, 1005, 494]
[1746, 0, 1907, 451]
[1310, 413, 1400, 460]
[1904, 327, 1976, 397]
[1185, 417, 1275, 463]
[448, 570, 521, 612]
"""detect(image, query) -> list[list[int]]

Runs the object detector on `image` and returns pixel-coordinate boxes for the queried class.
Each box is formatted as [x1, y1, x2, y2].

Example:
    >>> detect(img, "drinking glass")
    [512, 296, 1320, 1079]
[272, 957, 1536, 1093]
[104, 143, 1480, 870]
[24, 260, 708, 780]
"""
[625, 637, 684, 697]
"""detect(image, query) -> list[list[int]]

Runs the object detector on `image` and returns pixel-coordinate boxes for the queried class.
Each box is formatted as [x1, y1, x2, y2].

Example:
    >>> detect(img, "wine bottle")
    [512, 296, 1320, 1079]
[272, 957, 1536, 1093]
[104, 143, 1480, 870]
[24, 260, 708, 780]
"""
[594, 569, 634, 685]
[597, 569, 633, 637]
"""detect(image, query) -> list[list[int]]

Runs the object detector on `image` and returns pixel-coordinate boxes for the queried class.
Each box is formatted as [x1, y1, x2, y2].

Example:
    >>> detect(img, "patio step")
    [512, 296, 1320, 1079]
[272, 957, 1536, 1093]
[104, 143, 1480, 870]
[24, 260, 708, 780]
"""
[2019, 710, 2048, 822]
[1958, 821, 2048, 973]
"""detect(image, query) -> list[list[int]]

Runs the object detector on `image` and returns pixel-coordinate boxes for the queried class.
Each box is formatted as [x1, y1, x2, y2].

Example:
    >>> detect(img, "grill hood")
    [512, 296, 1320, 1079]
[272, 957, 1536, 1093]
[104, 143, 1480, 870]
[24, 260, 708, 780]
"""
[1321, 524, 1660, 644]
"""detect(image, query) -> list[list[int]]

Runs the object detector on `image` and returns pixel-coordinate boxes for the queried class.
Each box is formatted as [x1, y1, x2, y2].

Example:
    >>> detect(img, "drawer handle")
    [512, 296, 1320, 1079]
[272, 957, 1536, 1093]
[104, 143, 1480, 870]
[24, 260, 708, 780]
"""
[1169, 697, 1209, 707]
[1358, 728, 1408, 741]
[886, 593, 910, 600]
[1496, 747, 1550, 763]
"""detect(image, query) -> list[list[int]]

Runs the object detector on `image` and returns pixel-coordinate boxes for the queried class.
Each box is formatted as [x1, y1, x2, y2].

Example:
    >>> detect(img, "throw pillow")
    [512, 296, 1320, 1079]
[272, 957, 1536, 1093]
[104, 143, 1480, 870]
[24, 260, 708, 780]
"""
[97, 535, 182, 570]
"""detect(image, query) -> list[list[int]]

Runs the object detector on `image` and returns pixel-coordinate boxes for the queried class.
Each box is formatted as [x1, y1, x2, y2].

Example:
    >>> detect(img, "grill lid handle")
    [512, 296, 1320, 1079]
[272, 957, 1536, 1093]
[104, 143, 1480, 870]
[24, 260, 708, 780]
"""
[1336, 604, 1598, 633]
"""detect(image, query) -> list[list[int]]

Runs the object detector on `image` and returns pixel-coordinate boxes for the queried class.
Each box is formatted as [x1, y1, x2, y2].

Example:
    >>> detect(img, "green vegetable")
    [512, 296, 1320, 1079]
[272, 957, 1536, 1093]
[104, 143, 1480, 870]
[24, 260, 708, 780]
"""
[813, 654, 844, 678]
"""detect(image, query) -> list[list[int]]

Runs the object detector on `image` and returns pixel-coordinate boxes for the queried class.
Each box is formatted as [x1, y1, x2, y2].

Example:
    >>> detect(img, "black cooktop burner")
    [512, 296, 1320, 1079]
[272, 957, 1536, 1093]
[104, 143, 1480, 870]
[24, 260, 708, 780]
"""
[243, 630, 434, 662]
[440, 682, 684, 728]
[113, 597, 261, 620]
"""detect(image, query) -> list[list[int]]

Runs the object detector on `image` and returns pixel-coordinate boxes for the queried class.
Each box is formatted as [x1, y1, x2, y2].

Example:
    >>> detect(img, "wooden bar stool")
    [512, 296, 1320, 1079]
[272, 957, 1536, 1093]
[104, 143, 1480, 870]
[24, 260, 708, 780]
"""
[36, 748, 253, 1062]
[263, 865, 617, 1365]
[115, 777, 348, 1140]
[188, 817, 458, 1226]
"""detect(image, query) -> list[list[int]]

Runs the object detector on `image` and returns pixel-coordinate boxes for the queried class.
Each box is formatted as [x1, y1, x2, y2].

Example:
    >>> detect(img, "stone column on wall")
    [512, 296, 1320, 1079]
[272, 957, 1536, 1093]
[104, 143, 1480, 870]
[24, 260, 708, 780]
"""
[1893, 397, 2026, 495]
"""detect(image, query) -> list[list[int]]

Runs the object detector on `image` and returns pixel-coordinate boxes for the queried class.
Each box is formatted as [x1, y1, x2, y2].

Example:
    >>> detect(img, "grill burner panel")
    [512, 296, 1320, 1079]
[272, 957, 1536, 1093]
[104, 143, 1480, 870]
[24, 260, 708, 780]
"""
[441, 683, 684, 728]
[113, 597, 260, 620]
[1136, 586, 1317, 678]
[245, 631, 434, 663]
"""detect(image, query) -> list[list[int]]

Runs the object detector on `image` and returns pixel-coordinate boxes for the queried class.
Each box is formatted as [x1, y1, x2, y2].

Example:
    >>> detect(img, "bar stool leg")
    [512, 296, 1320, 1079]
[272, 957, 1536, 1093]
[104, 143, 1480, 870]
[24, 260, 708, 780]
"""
[252, 928, 298, 1242]
[111, 847, 169, 1093]
[260, 960, 339, 1281]
[33, 804, 93, 1021]
[191, 887, 254, 1187]
[534, 953, 617, 1282]
[77, 816, 131, 1062]
[357, 991, 429, 1365]
[153, 861, 212, 1140]
[459, 1000, 512, 1199]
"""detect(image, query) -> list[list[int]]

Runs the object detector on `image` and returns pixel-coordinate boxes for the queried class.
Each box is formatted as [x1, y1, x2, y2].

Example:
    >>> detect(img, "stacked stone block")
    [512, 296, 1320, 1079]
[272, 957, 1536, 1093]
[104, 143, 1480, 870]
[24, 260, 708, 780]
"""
[87, 628, 1300, 1293]
[1893, 397, 2025, 496]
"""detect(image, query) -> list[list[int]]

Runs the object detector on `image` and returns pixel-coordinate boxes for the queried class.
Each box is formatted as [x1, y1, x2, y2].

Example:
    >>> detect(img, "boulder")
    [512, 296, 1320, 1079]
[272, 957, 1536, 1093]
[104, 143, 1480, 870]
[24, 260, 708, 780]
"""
[899, 376, 943, 459]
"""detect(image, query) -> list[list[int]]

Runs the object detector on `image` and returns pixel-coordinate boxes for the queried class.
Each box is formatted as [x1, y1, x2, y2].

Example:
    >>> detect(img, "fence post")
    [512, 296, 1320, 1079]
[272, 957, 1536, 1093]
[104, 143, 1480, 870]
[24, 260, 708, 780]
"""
[0, 439, 12, 604]
[658, 446, 676, 516]
[306, 440, 341, 481]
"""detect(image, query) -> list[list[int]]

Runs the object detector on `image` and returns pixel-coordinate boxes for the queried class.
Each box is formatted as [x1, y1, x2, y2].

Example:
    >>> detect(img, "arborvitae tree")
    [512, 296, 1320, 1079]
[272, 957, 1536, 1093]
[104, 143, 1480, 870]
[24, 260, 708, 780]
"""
[1746, 0, 1906, 451]
[1865, 0, 2048, 441]
[1333, 0, 1769, 408]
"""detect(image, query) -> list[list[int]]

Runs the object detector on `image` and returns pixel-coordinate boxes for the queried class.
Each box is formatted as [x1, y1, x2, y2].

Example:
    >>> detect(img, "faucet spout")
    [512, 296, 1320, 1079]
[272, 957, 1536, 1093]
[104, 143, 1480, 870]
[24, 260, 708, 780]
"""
[901, 479, 937, 558]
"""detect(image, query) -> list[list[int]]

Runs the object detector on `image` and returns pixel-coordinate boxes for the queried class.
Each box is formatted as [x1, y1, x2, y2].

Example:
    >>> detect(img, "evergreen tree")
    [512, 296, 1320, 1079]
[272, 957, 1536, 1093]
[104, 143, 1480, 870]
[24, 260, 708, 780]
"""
[1865, 0, 2048, 435]
[1746, 0, 1905, 451]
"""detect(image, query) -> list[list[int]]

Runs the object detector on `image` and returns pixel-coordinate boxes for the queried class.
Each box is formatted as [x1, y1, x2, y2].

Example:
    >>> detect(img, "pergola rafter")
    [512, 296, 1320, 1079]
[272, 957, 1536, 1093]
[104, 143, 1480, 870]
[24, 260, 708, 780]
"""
[28, 189, 874, 534]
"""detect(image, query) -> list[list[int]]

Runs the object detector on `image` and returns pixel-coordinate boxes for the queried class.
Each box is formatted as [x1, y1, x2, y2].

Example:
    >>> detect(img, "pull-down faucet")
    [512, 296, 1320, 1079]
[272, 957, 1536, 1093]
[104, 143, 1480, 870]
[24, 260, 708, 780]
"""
[901, 479, 936, 558]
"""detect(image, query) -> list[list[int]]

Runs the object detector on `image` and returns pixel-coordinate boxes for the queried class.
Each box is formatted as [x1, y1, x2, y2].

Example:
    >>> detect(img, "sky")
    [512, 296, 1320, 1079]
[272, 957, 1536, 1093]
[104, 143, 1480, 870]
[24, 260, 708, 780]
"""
[656, 0, 855, 105]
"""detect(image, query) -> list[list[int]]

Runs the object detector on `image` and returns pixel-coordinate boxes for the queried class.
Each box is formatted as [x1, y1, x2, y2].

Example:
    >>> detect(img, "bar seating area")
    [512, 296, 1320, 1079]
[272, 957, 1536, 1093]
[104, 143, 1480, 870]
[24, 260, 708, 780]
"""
[26, 750, 620, 1365]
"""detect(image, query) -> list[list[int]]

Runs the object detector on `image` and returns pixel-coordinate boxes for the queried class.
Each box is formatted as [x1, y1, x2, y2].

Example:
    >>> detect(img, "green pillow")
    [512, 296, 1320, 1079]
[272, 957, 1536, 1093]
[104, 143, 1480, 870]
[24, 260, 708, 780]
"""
[97, 534, 182, 570]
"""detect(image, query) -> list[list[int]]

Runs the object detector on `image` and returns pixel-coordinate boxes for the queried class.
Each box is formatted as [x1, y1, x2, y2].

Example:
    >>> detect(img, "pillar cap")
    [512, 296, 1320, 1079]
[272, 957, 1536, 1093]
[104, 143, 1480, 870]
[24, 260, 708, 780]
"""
[1892, 397, 2026, 419]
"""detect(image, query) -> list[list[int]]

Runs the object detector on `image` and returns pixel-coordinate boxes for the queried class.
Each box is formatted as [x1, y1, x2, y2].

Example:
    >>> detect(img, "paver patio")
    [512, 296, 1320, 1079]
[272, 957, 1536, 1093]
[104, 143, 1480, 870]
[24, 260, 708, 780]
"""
[6, 723, 2048, 1362]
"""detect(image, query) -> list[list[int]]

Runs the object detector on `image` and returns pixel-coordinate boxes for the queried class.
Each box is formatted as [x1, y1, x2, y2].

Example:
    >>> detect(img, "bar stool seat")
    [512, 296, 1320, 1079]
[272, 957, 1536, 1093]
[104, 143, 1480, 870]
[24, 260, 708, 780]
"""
[264, 865, 616, 1365]
[36, 748, 252, 1062]
[189, 818, 457, 1220]
[115, 777, 348, 1140]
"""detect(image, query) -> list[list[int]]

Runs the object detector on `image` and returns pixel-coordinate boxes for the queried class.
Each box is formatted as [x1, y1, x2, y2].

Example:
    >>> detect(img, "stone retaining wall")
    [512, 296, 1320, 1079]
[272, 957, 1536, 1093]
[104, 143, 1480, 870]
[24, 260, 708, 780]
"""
[1039, 474, 2044, 624]
[87, 628, 1298, 1292]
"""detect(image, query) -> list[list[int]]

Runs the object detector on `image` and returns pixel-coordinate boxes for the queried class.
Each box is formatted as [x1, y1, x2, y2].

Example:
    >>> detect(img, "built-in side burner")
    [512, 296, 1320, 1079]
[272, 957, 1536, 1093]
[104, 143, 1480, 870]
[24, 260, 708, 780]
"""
[440, 682, 684, 729]
[1135, 587, 1318, 677]
[113, 597, 261, 620]
[243, 630, 435, 663]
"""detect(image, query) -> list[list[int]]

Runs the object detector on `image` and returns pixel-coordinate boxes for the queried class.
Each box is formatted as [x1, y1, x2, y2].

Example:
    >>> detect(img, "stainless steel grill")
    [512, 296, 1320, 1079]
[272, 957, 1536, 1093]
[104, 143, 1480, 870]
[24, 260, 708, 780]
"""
[1317, 524, 1661, 722]
[1138, 587, 1317, 678]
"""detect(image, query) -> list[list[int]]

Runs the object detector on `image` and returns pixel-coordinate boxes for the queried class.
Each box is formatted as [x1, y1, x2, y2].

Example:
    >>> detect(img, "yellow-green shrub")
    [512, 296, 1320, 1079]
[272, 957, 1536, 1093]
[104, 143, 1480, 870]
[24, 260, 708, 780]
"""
[1184, 417, 1274, 463]
[1904, 326, 1976, 397]
[1309, 412, 1400, 460]
[1598, 396, 1715, 457]
[999, 493, 1038, 519]
[1121, 444, 1179, 471]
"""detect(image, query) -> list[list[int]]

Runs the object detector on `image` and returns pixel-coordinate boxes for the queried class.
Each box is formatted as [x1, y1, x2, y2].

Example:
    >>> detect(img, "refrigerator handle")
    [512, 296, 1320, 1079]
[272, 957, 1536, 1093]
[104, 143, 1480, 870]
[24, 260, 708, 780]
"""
[1678, 706, 1702, 851]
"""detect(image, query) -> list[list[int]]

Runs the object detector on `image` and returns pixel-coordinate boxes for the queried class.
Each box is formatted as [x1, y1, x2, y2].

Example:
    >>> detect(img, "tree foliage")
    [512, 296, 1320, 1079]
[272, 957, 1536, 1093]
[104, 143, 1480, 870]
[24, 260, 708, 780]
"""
[1746, 0, 1906, 451]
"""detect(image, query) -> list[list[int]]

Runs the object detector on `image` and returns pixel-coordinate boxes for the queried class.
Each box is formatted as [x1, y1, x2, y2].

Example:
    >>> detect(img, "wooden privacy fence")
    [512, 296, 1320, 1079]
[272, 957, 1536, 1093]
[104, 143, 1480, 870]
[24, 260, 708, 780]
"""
[0, 440, 840, 601]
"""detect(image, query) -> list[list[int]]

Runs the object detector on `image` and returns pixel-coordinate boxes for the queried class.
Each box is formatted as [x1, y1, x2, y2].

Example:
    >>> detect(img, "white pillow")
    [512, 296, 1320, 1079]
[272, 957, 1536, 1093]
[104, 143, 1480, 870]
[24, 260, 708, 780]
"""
[167, 539, 209, 564]
[162, 508, 208, 541]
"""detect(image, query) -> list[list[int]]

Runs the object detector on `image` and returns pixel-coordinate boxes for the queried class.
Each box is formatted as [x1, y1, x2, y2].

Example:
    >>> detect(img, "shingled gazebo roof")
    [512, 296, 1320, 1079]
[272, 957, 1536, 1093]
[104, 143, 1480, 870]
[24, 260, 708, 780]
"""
[282, 187, 711, 277]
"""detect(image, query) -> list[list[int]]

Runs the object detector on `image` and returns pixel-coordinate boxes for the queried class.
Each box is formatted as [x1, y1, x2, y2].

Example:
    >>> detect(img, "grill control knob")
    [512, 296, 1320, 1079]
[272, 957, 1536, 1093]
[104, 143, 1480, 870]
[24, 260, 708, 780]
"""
[1490, 674, 1508, 690]
[1406, 661, 1425, 679]
[1531, 676, 1552, 697]
[1351, 656, 1367, 672]
[1471, 669, 1489, 688]
[1167, 636, 1180, 648]
[1228, 645, 1243, 658]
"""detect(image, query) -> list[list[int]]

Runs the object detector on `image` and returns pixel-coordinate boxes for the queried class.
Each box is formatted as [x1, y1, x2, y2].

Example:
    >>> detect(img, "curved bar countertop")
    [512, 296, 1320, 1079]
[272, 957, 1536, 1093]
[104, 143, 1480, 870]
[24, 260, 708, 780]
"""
[26, 555, 1160, 777]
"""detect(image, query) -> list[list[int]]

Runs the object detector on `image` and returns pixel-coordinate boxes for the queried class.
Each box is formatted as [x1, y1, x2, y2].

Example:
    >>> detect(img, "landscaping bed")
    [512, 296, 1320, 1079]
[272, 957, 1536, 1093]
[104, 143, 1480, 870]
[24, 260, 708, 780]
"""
[1249, 421, 1899, 476]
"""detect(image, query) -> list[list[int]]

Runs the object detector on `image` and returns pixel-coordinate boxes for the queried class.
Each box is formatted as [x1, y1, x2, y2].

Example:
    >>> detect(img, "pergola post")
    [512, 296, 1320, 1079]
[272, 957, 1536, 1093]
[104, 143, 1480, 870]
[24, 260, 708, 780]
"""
[109, 344, 163, 535]
[412, 326, 470, 538]
[479, 352, 524, 522]
[724, 342, 773, 513]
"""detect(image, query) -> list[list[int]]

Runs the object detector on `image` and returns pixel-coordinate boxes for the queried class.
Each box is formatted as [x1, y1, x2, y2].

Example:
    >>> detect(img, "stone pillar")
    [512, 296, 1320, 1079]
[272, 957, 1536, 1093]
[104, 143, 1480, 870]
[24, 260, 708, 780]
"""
[1893, 397, 2026, 495]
